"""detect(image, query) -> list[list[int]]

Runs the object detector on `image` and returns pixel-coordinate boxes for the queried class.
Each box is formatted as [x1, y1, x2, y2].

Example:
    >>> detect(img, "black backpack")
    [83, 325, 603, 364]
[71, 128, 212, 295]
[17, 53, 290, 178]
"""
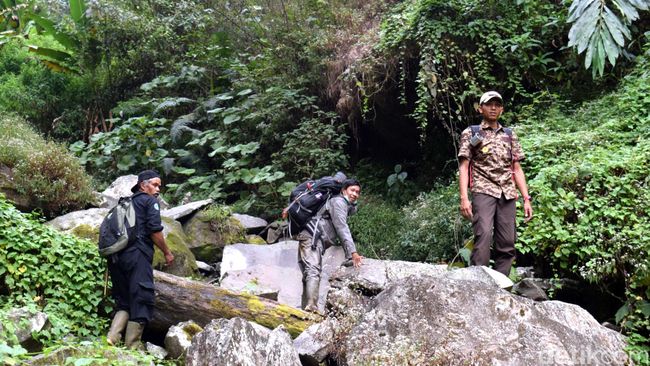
[286, 176, 343, 235]
[98, 195, 137, 257]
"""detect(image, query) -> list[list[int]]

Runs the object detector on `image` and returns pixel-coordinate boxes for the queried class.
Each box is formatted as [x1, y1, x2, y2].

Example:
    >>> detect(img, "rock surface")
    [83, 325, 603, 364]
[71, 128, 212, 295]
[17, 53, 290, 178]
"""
[182, 210, 246, 262]
[232, 213, 268, 234]
[220, 241, 346, 310]
[45, 208, 108, 241]
[164, 320, 203, 360]
[161, 199, 213, 220]
[340, 269, 628, 365]
[293, 317, 339, 366]
[185, 317, 301, 366]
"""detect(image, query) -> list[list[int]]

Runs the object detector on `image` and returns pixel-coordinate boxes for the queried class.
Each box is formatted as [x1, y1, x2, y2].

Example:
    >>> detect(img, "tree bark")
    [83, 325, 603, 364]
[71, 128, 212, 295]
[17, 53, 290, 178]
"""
[149, 270, 321, 337]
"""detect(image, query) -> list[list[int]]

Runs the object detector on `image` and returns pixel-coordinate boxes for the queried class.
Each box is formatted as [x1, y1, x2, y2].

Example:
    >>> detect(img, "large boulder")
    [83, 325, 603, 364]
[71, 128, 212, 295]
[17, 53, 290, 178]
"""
[340, 269, 628, 365]
[182, 208, 246, 262]
[185, 317, 301, 366]
[293, 317, 339, 366]
[153, 217, 198, 277]
[161, 199, 213, 221]
[0, 307, 49, 352]
[99, 175, 169, 210]
[99, 175, 137, 209]
[220, 241, 346, 310]
[45, 208, 108, 241]
[232, 213, 268, 234]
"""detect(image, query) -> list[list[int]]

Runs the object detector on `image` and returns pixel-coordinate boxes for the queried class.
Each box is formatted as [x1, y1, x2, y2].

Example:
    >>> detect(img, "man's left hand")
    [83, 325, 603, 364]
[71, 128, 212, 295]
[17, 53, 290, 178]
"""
[351, 252, 363, 268]
[164, 252, 175, 266]
[523, 201, 533, 222]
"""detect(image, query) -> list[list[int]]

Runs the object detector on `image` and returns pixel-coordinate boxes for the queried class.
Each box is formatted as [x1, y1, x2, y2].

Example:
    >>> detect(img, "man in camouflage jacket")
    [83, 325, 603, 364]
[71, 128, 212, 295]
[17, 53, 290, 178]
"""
[458, 91, 533, 276]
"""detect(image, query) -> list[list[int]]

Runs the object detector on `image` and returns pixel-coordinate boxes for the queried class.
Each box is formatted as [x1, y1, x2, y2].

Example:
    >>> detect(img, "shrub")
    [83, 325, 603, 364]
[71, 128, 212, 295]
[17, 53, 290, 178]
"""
[0, 115, 95, 217]
[395, 183, 472, 263]
[13, 142, 95, 217]
[348, 195, 403, 259]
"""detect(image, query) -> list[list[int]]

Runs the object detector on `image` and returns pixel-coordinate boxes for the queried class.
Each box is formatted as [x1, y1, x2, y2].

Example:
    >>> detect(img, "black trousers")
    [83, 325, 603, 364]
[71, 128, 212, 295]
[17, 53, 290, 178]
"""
[470, 193, 517, 276]
[108, 246, 155, 324]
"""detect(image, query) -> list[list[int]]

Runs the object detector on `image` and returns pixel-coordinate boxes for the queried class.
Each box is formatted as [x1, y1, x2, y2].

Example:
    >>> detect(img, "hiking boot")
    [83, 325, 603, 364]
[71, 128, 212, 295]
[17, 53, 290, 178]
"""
[124, 321, 145, 350]
[302, 278, 320, 312]
[106, 310, 129, 346]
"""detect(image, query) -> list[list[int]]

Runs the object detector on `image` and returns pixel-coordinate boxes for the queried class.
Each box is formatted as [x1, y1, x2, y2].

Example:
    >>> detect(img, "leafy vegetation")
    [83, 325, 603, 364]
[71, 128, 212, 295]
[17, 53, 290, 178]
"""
[0, 194, 108, 349]
[516, 47, 650, 353]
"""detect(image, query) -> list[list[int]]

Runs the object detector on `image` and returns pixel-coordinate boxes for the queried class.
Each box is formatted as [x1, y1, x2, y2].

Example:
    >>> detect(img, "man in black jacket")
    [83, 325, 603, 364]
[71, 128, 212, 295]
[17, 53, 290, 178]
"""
[106, 170, 174, 349]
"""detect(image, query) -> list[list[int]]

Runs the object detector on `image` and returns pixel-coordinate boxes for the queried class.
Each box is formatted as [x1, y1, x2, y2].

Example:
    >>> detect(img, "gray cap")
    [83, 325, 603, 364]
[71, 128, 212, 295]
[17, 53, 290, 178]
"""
[479, 91, 503, 105]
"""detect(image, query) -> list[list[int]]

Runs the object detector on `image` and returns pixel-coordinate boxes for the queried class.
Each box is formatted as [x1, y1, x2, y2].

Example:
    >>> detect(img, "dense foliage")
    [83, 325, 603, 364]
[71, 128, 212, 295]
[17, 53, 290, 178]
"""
[516, 48, 650, 353]
[0, 194, 108, 346]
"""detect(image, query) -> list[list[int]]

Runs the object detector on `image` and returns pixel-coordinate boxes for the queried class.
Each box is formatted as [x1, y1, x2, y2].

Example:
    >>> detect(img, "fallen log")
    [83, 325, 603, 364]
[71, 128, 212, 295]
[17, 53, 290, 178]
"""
[149, 270, 321, 337]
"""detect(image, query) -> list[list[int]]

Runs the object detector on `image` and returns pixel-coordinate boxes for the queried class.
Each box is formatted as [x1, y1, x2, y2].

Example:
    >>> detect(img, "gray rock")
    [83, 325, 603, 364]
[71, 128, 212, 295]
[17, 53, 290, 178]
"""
[220, 241, 345, 310]
[219, 269, 280, 300]
[145, 342, 168, 359]
[99, 175, 137, 209]
[185, 318, 300, 366]
[329, 258, 448, 294]
[164, 320, 203, 360]
[161, 199, 213, 220]
[293, 317, 339, 365]
[182, 211, 246, 262]
[342, 274, 629, 365]
[514, 278, 549, 301]
[99, 175, 169, 210]
[232, 213, 268, 234]
[196, 261, 214, 273]
[5, 307, 49, 351]
[516, 266, 537, 279]
[445, 265, 514, 289]
[46, 208, 108, 241]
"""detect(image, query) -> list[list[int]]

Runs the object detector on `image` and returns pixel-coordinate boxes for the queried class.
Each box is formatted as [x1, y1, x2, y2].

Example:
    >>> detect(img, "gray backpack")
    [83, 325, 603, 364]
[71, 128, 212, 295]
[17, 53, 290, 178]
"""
[98, 196, 137, 257]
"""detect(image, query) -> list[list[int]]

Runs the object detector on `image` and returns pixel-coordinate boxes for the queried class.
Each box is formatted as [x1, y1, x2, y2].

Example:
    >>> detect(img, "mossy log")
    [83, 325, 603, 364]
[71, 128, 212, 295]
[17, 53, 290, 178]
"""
[150, 270, 321, 338]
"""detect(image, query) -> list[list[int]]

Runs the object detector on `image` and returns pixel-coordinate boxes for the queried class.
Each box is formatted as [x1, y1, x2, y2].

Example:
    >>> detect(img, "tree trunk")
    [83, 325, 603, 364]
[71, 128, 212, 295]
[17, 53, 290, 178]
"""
[149, 270, 320, 337]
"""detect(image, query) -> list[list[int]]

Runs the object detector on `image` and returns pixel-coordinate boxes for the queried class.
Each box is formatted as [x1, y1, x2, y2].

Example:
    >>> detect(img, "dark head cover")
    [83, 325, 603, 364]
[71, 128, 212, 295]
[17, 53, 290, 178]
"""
[131, 169, 161, 193]
[342, 178, 361, 190]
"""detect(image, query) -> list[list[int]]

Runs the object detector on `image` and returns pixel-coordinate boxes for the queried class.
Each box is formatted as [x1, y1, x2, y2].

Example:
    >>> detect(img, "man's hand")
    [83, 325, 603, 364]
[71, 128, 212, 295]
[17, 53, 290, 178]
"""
[164, 252, 174, 266]
[351, 252, 363, 268]
[281, 208, 288, 219]
[460, 197, 473, 220]
[523, 201, 533, 222]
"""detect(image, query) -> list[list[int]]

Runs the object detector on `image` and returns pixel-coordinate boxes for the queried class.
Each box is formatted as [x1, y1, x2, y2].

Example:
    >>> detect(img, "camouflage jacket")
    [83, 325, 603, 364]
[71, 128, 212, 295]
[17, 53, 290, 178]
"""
[458, 121, 525, 200]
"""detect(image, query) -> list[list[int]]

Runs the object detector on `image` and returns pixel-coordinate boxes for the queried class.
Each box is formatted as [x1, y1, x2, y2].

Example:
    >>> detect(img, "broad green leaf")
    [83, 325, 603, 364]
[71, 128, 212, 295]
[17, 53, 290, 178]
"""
[615, 303, 629, 323]
[69, 0, 87, 23]
[611, 0, 639, 21]
[237, 89, 253, 96]
[599, 26, 618, 66]
[223, 114, 241, 125]
[603, 7, 630, 45]
[27, 45, 73, 63]
[172, 167, 196, 175]
[27, 13, 78, 50]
